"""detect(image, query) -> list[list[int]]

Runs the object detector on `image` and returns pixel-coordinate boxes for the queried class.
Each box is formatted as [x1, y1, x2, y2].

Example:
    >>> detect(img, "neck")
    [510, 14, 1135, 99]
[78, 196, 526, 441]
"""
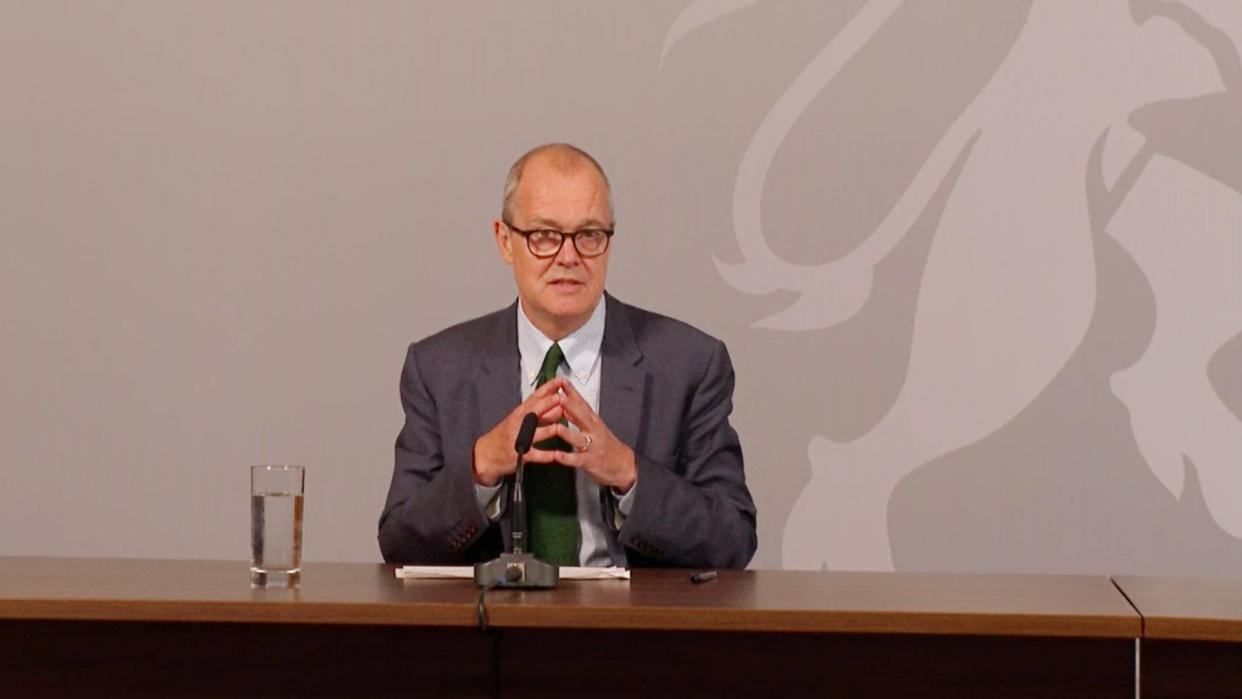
[519, 299, 594, 341]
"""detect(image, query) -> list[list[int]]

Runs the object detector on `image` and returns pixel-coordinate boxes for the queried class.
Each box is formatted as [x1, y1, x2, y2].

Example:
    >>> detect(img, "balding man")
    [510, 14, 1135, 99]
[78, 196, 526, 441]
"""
[378, 144, 756, 569]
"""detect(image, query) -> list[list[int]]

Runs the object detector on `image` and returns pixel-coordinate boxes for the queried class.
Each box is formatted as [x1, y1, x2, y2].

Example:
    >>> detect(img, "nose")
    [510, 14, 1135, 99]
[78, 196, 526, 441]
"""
[554, 236, 582, 266]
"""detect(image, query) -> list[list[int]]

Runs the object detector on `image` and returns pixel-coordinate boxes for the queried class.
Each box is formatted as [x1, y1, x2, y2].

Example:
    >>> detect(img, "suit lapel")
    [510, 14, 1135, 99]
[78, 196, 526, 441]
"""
[600, 295, 646, 452]
[473, 301, 522, 438]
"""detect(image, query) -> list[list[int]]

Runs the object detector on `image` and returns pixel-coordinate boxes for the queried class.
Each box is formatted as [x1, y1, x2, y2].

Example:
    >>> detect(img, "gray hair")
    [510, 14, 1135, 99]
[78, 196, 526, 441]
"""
[500, 143, 613, 224]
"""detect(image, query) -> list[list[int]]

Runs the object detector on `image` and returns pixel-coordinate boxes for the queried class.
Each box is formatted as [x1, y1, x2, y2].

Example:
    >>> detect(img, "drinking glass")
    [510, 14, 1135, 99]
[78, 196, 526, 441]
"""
[250, 465, 305, 587]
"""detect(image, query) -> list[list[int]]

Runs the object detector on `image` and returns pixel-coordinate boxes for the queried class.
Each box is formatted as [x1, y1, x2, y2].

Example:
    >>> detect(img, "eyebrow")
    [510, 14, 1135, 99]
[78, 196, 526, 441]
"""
[525, 217, 614, 230]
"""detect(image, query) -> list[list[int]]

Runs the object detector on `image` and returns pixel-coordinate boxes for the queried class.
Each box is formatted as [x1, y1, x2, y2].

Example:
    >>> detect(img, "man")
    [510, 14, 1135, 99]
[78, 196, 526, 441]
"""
[378, 143, 755, 568]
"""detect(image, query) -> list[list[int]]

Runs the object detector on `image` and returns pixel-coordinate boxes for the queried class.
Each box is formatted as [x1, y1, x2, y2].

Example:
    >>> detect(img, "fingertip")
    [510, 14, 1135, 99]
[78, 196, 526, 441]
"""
[525, 448, 553, 463]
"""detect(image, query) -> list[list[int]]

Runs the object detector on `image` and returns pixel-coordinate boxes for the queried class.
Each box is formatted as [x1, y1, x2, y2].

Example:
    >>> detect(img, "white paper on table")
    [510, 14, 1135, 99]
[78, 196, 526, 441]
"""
[396, 565, 630, 581]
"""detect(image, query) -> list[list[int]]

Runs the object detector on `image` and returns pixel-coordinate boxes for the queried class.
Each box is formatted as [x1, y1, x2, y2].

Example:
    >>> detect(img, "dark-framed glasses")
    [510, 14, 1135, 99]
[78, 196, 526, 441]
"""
[504, 221, 615, 258]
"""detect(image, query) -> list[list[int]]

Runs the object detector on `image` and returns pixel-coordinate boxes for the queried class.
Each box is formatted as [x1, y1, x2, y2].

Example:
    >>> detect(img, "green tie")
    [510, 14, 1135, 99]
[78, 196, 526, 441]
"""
[526, 342, 579, 565]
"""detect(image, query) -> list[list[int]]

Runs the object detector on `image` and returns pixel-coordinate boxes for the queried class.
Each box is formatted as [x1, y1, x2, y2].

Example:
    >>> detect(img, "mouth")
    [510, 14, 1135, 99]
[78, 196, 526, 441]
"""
[547, 279, 585, 290]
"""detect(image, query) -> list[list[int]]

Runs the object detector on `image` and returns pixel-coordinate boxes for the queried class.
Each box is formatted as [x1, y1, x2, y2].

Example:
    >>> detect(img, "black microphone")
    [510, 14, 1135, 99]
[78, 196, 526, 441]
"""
[509, 413, 537, 555]
[473, 411, 558, 589]
[514, 412, 538, 455]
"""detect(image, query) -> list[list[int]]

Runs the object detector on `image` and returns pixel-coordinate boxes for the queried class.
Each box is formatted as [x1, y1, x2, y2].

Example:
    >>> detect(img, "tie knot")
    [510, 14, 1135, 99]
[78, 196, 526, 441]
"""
[538, 343, 564, 386]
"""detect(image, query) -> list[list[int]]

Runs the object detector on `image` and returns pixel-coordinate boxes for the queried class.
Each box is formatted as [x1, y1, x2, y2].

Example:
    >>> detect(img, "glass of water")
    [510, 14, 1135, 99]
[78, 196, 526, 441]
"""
[250, 465, 305, 587]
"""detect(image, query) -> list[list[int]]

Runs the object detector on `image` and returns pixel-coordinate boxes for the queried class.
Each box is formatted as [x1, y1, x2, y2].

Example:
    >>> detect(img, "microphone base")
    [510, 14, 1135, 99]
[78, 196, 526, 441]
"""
[474, 552, 559, 589]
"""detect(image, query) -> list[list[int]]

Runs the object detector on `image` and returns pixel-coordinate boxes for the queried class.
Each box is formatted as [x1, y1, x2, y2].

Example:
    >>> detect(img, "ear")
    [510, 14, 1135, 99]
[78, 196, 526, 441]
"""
[494, 219, 515, 265]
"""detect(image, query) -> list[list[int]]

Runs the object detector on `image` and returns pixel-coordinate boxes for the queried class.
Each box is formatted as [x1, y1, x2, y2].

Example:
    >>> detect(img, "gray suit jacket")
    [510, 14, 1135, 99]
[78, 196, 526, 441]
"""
[378, 294, 756, 568]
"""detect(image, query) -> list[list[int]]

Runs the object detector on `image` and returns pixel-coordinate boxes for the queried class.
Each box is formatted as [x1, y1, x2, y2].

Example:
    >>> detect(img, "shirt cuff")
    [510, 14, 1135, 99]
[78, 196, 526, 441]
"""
[609, 484, 636, 528]
[475, 482, 504, 521]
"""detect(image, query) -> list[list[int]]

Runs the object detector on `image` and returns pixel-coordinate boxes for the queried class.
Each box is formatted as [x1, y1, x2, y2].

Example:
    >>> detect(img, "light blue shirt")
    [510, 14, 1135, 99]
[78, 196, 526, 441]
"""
[475, 298, 634, 566]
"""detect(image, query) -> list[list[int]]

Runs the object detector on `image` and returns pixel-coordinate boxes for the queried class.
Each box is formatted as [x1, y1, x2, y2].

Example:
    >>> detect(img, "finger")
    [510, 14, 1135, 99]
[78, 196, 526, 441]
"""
[550, 422, 589, 450]
[557, 382, 599, 427]
[537, 403, 564, 424]
[523, 447, 558, 464]
[511, 383, 558, 422]
[557, 378, 583, 401]
[530, 376, 569, 399]
[530, 424, 560, 444]
[525, 447, 577, 466]
[516, 377, 571, 417]
[519, 391, 562, 422]
[544, 448, 584, 468]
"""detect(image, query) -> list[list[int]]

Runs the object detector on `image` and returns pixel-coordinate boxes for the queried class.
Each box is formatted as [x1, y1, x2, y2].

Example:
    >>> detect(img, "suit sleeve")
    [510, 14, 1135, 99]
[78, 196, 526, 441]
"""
[377, 344, 499, 564]
[614, 340, 757, 569]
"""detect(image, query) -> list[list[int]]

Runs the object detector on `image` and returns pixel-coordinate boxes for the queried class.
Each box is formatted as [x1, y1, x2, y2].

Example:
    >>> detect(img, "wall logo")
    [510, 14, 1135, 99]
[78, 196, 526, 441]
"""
[665, 0, 1242, 572]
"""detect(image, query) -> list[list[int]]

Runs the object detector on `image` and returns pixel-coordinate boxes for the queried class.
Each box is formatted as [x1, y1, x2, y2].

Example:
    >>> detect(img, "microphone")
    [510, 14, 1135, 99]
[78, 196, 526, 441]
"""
[514, 412, 537, 454]
[473, 412, 558, 589]
[509, 413, 537, 555]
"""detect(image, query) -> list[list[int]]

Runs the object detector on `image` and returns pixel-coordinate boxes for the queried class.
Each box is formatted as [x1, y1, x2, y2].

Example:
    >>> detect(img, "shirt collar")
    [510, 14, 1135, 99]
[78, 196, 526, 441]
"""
[516, 298, 606, 386]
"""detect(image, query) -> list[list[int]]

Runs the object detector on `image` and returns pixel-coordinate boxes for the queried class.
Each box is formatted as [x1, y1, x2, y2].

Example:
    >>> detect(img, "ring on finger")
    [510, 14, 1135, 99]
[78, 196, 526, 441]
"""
[581, 433, 592, 452]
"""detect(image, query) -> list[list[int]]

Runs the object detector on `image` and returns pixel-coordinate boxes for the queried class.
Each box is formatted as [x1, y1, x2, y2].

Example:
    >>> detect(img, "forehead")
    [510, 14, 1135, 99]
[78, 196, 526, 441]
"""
[513, 157, 612, 227]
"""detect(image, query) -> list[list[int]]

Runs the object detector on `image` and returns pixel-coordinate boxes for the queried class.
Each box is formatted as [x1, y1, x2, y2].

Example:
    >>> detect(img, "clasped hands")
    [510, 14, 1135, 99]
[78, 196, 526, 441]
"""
[472, 377, 637, 494]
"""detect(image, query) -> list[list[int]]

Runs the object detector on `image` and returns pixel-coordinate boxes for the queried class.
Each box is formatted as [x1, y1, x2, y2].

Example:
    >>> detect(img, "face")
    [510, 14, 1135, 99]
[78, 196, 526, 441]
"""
[494, 155, 613, 340]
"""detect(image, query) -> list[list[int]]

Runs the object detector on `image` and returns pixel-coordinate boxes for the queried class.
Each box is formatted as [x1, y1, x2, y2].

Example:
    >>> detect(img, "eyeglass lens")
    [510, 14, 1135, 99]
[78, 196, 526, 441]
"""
[528, 230, 609, 257]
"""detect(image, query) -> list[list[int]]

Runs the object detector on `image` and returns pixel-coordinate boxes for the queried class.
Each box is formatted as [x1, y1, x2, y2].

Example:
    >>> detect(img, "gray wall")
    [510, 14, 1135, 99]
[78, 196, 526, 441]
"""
[2, 0, 1239, 575]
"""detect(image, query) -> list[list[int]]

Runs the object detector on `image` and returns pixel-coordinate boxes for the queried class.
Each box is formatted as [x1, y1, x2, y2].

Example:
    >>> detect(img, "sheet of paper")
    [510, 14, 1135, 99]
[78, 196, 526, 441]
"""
[396, 565, 630, 581]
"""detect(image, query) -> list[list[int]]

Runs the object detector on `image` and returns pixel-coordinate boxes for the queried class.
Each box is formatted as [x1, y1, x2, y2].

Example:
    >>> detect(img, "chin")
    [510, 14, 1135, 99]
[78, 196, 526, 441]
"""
[542, 295, 597, 321]
[547, 301, 589, 319]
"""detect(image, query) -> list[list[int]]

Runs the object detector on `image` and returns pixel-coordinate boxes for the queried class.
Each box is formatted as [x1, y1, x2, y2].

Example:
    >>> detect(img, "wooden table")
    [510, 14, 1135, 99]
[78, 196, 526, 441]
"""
[1112, 576, 1242, 698]
[0, 557, 1140, 697]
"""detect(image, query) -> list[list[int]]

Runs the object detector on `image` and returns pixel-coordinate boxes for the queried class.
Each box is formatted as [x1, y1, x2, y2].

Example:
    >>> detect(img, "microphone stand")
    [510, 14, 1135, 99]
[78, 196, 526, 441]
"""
[474, 416, 559, 589]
